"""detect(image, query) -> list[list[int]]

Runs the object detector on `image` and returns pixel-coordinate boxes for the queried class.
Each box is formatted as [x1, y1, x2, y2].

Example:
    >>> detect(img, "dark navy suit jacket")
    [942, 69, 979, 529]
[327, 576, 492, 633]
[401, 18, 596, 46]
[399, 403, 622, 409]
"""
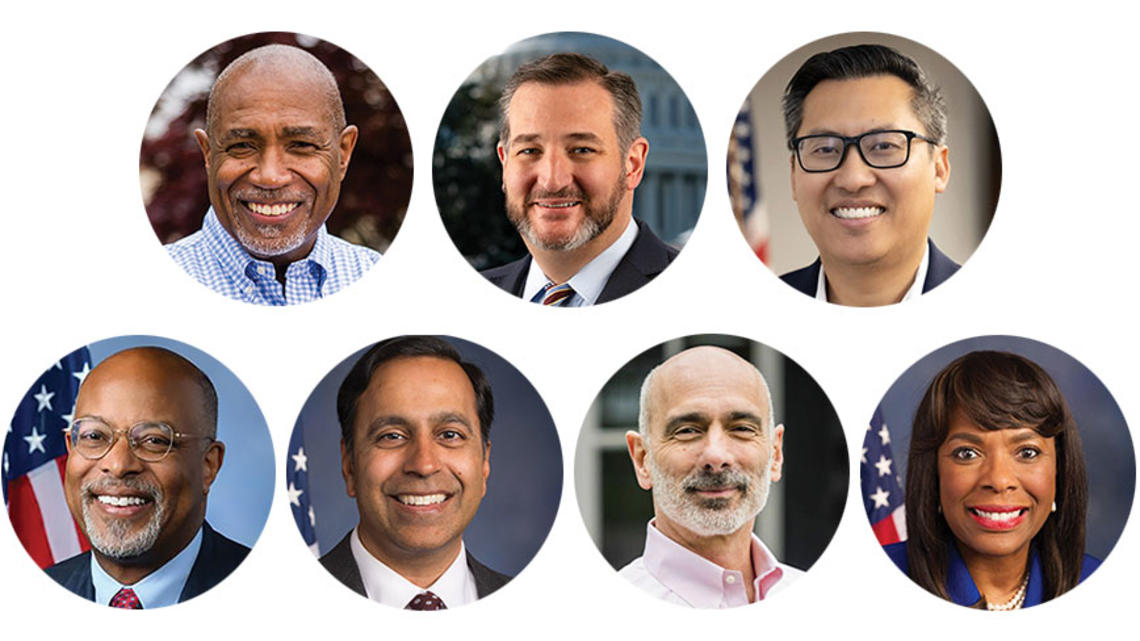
[884, 541, 1100, 608]
[319, 532, 512, 600]
[780, 238, 960, 300]
[480, 219, 678, 305]
[44, 522, 250, 605]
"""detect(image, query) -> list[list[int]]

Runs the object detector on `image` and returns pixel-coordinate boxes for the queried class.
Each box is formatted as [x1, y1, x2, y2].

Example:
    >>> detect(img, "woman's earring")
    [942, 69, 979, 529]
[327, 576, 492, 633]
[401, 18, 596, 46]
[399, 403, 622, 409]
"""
[1051, 501, 1057, 513]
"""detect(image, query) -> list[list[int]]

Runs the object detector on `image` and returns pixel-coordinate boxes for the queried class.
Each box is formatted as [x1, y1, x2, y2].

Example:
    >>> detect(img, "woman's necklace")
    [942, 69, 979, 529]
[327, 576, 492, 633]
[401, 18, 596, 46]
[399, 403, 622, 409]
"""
[986, 571, 1030, 611]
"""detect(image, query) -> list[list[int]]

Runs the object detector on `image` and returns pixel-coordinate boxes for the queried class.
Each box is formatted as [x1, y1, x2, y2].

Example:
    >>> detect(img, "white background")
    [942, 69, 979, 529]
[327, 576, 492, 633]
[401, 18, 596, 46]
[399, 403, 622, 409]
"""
[2, 0, 1135, 637]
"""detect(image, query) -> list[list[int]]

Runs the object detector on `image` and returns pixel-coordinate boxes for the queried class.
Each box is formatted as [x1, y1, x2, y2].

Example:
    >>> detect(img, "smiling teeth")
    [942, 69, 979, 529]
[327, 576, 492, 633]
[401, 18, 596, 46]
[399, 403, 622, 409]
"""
[832, 206, 884, 219]
[398, 494, 446, 506]
[247, 202, 299, 217]
[539, 202, 580, 208]
[973, 508, 1024, 522]
[97, 495, 147, 507]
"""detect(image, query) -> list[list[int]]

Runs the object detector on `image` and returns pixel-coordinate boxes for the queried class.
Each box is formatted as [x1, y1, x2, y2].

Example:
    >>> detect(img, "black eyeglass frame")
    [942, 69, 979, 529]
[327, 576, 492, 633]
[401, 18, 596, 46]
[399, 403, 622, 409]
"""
[791, 129, 938, 173]
[63, 418, 215, 462]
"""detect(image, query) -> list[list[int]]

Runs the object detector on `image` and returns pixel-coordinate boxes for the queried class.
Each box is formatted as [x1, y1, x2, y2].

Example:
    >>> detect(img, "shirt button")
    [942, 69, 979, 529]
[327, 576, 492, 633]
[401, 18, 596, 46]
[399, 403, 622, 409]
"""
[725, 575, 736, 584]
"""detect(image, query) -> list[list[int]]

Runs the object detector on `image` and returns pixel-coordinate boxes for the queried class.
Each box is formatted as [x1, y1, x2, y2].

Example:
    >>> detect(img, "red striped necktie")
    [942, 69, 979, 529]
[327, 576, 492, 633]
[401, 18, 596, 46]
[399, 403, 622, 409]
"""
[538, 282, 574, 306]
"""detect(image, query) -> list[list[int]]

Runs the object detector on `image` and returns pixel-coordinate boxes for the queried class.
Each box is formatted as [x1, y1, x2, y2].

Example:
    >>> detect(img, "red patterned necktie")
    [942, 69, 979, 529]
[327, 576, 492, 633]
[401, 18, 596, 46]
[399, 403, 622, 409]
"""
[109, 587, 143, 609]
[539, 282, 574, 306]
[405, 591, 447, 610]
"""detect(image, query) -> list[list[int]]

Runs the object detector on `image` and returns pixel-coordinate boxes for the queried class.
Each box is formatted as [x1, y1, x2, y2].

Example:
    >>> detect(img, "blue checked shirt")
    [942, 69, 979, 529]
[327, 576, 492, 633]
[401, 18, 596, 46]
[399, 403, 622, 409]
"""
[166, 209, 380, 306]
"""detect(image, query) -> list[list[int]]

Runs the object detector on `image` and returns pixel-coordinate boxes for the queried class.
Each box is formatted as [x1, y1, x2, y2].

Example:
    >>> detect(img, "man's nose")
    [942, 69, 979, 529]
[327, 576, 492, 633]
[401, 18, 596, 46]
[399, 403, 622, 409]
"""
[697, 426, 734, 471]
[403, 438, 441, 477]
[100, 434, 144, 476]
[831, 144, 878, 192]
[536, 151, 572, 192]
[250, 146, 292, 189]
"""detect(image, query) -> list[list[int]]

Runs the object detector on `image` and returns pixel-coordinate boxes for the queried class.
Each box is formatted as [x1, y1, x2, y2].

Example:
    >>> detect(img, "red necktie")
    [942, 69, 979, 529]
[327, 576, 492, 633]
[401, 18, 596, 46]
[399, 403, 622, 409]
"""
[405, 591, 447, 610]
[109, 587, 143, 609]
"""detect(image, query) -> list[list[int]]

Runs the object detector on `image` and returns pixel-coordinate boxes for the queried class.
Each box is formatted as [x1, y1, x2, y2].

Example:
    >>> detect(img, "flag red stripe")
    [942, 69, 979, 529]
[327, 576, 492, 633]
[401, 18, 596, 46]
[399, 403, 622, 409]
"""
[8, 473, 54, 569]
[871, 515, 900, 546]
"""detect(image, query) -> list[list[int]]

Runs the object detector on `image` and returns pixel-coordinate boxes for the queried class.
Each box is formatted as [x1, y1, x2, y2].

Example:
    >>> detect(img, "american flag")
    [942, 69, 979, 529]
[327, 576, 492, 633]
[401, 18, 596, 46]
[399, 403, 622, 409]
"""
[862, 407, 906, 545]
[727, 96, 770, 264]
[4, 347, 92, 568]
[287, 424, 318, 555]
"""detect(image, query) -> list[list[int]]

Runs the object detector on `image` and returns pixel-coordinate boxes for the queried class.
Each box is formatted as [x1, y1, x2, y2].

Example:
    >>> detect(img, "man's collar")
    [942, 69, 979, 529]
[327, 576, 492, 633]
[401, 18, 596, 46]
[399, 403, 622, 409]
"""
[90, 526, 203, 608]
[641, 519, 784, 607]
[202, 207, 331, 284]
[349, 526, 476, 609]
[522, 218, 638, 306]
[816, 240, 930, 304]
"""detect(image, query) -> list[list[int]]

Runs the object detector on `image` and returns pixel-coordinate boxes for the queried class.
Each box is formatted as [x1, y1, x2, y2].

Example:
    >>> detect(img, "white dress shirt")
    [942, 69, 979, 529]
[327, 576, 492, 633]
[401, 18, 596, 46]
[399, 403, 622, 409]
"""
[619, 520, 803, 608]
[348, 526, 477, 609]
[522, 218, 639, 306]
[91, 526, 203, 608]
[816, 241, 930, 303]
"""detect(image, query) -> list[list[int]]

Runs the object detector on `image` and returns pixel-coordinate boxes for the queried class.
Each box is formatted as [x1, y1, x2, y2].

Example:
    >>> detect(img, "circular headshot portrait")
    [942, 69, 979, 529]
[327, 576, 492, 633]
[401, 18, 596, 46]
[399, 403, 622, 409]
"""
[3, 335, 274, 608]
[140, 31, 413, 306]
[575, 335, 847, 608]
[286, 335, 562, 609]
[433, 31, 707, 307]
[862, 335, 1135, 610]
[728, 32, 1000, 307]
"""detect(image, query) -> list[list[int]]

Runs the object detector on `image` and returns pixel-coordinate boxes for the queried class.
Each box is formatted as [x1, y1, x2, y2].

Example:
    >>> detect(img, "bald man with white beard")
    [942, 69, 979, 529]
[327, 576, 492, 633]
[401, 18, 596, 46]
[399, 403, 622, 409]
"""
[622, 346, 803, 607]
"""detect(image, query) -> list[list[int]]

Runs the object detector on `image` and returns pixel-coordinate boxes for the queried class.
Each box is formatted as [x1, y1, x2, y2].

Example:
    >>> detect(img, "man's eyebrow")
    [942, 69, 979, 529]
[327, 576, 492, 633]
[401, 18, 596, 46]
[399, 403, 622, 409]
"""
[281, 125, 323, 138]
[509, 133, 542, 146]
[726, 411, 766, 427]
[364, 415, 411, 437]
[431, 412, 474, 432]
[801, 125, 901, 137]
[220, 128, 262, 141]
[564, 132, 603, 143]
[663, 412, 709, 435]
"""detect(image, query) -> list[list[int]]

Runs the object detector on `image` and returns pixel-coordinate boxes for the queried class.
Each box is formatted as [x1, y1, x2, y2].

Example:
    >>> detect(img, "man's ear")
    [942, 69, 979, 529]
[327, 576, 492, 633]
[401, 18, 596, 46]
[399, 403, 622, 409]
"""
[933, 145, 950, 193]
[202, 441, 225, 495]
[769, 424, 785, 483]
[194, 129, 211, 169]
[497, 140, 508, 166]
[340, 440, 357, 498]
[623, 137, 649, 190]
[626, 431, 653, 491]
[337, 125, 359, 179]
[789, 154, 798, 203]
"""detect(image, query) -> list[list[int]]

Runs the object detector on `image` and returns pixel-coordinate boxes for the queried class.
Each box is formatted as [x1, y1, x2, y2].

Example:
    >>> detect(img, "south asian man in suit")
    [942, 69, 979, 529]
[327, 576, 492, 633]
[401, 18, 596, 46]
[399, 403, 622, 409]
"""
[46, 347, 248, 608]
[482, 53, 678, 307]
[782, 44, 959, 306]
[320, 336, 511, 609]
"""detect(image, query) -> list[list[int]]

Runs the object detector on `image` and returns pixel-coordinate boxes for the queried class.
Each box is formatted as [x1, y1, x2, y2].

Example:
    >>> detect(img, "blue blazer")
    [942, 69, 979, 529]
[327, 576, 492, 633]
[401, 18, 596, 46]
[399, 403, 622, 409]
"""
[884, 541, 1100, 608]
[319, 532, 512, 599]
[780, 238, 960, 299]
[480, 219, 679, 305]
[44, 522, 250, 605]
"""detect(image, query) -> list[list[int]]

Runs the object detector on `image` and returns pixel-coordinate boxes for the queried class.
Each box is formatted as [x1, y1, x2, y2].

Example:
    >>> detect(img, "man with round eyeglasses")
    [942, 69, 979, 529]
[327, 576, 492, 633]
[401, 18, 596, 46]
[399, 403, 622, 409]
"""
[782, 44, 959, 306]
[45, 347, 249, 608]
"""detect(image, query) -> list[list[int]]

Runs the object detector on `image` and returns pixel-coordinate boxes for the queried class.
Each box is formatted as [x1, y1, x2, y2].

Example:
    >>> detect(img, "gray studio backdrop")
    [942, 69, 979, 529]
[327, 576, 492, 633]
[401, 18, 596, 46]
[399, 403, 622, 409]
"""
[291, 336, 562, 576]
[876, 335, 1135, 559]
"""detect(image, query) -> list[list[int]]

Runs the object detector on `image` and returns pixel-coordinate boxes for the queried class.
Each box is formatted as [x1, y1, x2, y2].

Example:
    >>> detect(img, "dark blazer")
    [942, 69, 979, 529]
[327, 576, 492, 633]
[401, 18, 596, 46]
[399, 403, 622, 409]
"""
[44, 522, 250, 605]
[481, 219, 679, 305]
[780, 238, 960, 300]
[884, 541, 1100, 608]
[319, 532, 512, 600]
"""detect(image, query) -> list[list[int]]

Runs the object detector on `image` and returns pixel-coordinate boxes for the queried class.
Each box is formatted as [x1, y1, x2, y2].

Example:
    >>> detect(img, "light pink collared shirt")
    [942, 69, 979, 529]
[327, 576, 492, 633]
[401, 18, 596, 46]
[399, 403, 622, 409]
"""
[619, 520, 803, 608]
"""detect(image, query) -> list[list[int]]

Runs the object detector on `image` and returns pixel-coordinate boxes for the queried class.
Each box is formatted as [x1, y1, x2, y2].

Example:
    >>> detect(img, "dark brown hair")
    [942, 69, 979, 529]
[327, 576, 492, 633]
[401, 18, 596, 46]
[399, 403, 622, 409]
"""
[905, 350, 1087, 604]
[498, 53, 642, 152]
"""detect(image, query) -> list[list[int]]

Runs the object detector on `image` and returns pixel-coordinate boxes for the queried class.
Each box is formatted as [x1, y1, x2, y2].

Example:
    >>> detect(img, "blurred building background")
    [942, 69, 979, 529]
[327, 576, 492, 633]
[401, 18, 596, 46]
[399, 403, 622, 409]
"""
[575, 335, 847, 572]
[140, 32, 413, 252]
[433, 32, 707, 269]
